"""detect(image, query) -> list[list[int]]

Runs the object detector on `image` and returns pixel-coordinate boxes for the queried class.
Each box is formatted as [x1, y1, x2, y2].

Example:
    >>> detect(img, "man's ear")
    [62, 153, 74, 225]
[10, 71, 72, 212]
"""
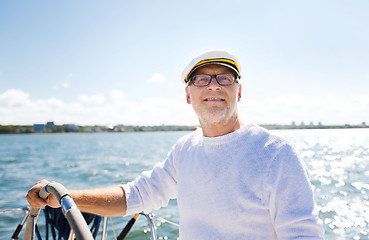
[237, 84, 242, 102]
[185, 87, 191, 104]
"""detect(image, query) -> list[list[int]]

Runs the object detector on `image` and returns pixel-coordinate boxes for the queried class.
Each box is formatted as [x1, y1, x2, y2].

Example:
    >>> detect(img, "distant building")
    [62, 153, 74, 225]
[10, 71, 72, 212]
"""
[46, 122, 55, 129]
[33, 124, 45, 133]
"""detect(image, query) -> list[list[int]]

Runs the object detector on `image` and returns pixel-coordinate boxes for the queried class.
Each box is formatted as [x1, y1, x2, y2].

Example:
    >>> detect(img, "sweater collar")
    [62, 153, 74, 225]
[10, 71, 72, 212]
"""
[197, 124, 254, 145]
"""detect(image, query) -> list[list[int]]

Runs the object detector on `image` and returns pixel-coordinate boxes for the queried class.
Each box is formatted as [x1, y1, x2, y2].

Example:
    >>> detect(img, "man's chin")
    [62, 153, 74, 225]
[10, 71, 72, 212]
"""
[199, 109, 228, 125]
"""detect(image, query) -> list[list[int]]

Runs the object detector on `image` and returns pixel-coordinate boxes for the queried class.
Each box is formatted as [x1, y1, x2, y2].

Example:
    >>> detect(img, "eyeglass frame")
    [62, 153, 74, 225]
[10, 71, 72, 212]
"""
[187, 73, 240, 87]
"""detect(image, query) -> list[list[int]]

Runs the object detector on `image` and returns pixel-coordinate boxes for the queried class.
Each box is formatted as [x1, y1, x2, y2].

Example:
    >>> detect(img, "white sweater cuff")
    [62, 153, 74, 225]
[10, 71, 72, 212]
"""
[121, 183, 142, 216]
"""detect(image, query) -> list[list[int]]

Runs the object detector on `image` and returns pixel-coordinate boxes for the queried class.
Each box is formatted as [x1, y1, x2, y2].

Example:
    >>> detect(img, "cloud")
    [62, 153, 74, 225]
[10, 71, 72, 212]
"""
[53, 80, 69, 90]
[52, 73, 74, 89]
[78, 94, 105, 105]
[238, 94, 369, 125]
[1, 89, 368, 126]
[0, 89, 195, 126]
[0, 89, 30, 107]
[111, 90, 127, 106]
[147, 73, 166, 83]
[111, 90, 125, 100]
[61, 80, 69, 88]
[0, 89, 66, 124]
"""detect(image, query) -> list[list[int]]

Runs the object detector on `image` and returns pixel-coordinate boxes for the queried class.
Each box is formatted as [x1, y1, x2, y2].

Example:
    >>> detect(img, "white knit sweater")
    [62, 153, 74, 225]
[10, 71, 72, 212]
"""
[122, 124, 324, 239]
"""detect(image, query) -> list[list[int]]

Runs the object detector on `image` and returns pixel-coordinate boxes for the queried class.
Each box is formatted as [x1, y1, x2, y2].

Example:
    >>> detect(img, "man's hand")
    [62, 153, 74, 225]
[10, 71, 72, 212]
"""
[26, 180, 127, 216]
[26, 179, 60, 208]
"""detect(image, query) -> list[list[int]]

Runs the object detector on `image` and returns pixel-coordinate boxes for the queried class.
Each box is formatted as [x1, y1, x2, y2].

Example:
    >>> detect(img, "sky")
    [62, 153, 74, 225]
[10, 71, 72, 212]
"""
[0, 0, 368, 126]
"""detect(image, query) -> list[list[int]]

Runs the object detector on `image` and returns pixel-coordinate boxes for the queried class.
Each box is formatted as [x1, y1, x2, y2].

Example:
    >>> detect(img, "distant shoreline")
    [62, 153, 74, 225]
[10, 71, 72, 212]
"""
[0, 123, 368, 134]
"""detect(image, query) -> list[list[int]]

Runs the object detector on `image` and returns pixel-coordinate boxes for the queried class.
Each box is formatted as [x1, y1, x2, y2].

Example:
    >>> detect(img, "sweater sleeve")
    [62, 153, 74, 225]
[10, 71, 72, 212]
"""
[267, 144, 324, 239]
[122, 147, 178, 216]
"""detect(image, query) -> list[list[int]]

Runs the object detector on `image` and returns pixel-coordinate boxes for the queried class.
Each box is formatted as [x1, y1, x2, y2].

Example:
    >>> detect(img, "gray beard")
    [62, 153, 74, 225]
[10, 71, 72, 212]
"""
[196, 107, 229, 125]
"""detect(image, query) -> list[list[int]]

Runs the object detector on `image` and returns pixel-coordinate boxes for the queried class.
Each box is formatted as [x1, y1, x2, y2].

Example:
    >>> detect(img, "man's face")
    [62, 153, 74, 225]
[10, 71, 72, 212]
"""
[185, 64, 242, 125]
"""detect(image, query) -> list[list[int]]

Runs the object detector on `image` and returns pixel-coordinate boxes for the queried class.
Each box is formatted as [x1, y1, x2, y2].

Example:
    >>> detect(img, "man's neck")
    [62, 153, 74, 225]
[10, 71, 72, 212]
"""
[200, 115, 244, 137]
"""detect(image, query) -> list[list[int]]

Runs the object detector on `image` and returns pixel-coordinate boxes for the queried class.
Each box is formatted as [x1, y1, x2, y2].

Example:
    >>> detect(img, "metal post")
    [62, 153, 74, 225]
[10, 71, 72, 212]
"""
[101, 216, 108, 240]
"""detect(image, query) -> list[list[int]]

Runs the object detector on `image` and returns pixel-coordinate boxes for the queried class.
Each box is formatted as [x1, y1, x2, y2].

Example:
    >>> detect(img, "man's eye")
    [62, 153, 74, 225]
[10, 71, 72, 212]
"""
[194, 76, 209, 82]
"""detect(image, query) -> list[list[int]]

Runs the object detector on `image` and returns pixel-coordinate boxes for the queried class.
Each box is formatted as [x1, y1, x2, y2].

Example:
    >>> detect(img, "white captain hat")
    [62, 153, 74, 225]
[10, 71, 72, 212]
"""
[181, 50, 242, 84]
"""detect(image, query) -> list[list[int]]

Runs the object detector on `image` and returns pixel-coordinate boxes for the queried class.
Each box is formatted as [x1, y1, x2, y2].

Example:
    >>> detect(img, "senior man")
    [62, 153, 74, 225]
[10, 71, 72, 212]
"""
[27, 50, 324, 239]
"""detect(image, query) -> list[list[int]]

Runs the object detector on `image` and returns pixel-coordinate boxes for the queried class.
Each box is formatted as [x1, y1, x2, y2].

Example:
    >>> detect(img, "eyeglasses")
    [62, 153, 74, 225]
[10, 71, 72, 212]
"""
[188, 74, 239, 86]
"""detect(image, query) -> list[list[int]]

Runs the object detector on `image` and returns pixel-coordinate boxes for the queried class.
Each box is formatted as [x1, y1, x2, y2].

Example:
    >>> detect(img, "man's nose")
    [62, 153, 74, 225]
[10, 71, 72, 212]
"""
[207, 77, 221, 89]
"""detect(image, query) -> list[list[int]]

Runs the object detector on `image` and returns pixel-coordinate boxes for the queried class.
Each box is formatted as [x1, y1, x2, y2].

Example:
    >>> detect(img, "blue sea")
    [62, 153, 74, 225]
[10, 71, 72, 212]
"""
[0, 128, 368, 239]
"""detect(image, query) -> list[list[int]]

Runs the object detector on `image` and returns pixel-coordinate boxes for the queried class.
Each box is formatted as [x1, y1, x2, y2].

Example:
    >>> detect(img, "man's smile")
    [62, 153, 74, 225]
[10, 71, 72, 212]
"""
[203, 97, 225, 102]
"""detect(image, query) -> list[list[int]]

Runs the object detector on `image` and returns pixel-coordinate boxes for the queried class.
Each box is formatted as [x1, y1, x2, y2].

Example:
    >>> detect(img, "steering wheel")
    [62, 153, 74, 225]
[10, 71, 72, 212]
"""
[23, 182, 94, 240]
